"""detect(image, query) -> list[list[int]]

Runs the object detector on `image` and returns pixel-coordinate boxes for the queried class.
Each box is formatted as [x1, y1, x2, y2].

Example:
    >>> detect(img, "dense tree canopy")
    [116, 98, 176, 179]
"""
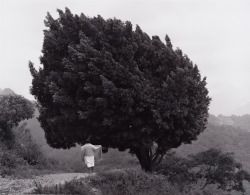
[29, 8, 210, 171]
[0, 94, 34, 145]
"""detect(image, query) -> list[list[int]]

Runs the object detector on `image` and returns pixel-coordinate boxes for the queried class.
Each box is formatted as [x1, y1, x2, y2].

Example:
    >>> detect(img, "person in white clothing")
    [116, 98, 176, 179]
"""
[81, 138, 102, 173]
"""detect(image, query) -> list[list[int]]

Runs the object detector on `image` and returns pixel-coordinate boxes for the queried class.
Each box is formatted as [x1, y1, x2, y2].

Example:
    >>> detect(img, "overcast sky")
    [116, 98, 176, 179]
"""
[0, 0, 249, 115]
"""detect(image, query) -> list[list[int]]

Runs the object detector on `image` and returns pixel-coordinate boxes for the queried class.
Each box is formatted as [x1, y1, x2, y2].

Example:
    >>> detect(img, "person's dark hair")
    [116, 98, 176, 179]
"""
[85, 137, 91, 143]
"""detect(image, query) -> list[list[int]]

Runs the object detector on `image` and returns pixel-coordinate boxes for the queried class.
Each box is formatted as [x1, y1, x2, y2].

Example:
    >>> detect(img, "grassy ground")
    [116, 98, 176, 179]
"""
[31, 168, 181, 195]
[30, 168, 245, 195]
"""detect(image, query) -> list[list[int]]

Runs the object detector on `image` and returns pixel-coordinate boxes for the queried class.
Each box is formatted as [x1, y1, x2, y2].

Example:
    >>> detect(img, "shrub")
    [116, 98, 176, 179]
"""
[89, 168, 180, 195]
[13, 123, 47, 166]
[32, 179, 94, 194]
[155, 151, 196, 192]
[156, 149, 250, 193]
[0, 149, 28, 177]
[0, 123, 64, 178]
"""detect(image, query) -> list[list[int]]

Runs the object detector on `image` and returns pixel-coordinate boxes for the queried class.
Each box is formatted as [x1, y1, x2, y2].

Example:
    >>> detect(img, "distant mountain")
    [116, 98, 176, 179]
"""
[175, 122, 250, 172]
[208, 114, 250, 131]
[232, 102, 250, 116]
[0, 88, 15, 95]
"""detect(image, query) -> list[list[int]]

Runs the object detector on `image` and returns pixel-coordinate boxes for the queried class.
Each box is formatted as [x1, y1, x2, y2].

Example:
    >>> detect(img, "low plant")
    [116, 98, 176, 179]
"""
[88, 168, 180, 195]
[0, 149, 28, 177]
[32, 179, 94, 194]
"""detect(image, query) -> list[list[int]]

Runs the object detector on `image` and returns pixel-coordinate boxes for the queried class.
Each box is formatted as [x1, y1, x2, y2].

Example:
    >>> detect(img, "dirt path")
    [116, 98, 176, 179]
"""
[0, 172, 93, 194]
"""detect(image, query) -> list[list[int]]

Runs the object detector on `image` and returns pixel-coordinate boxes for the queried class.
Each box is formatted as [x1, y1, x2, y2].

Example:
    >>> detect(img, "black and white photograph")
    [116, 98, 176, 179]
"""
[0, 0, 250, 194]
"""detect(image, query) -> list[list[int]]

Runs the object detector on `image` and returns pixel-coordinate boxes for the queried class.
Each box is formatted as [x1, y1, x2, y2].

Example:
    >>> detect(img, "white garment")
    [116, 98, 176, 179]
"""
[84, 156, 95, 167]
[81, 144, 102, 162]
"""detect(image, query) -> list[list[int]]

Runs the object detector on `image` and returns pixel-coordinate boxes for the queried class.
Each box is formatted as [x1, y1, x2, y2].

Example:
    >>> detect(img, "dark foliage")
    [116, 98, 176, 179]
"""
[0, 94, 34, 146]
[190, 148, 250, 192]
[155, 151, 196, 191]
[0, 123, 57, 177]
[156, 148, 250, 193]
[29, 8, 210, 171]
[176, 121, 250, 173]
[32, 179, 94, 194]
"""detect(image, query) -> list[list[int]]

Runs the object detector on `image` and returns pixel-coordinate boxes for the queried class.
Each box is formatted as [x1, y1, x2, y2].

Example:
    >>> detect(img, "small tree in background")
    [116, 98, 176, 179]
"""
[29, 8, 210, 172]
[14, 123, 46, 166]
[156, 148, 250, 193]
[190, 148, 250, 192]
[0, 94, 34, 147]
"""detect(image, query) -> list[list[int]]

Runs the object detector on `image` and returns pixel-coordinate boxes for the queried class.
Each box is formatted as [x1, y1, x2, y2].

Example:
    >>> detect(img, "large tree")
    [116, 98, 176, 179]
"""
[0, 94, 34, 146]
[29, 8, 210, 171]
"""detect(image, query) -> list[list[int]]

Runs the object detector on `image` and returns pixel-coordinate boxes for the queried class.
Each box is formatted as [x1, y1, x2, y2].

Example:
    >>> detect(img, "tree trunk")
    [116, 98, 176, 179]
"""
[134, 146, 164, 172]
[135, 147, 152, 172]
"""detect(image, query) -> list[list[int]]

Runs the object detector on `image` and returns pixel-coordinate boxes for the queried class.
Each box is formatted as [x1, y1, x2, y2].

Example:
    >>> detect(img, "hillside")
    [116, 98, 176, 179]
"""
[23, 110, 250, 173]
[175, 122, 250, 172]
[233, 102, 250, 116]
[208, 114, 250, 131]
[0, 88, 15, 95]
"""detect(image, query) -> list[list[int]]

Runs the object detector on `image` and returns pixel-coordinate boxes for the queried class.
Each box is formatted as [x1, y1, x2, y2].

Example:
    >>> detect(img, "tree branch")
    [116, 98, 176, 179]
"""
[149, 147, 152, 159]
[201, 180, 208, 190]
[154, 154, 164, 167]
